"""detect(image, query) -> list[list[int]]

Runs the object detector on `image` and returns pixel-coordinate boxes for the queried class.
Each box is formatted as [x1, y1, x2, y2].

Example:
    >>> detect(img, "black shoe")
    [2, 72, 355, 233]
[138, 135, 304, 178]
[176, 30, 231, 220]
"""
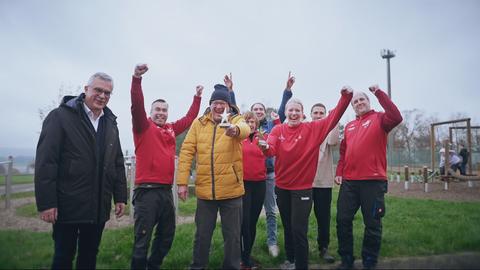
[362, 258, 377, 270]
[336, 256, 354, 270]
[320, 247, 335, 263]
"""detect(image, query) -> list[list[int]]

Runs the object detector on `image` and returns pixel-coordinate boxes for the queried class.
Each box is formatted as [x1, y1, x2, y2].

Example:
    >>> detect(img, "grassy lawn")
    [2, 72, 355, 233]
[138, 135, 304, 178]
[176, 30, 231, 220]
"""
[1, 192, 480, 269]
[0, 174, 34, 186]
[0, 191, 34, 201]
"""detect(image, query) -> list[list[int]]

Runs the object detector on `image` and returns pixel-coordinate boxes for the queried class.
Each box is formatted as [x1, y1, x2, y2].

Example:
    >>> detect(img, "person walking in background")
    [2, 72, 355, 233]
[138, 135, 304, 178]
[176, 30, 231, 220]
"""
[129, 64, 202, 269]
[310, 103, 340, 264]
[176, 84, 250, 269]
[335, 85, 402, 270]
[35, 72, 128, 269]
[264, 86, 353, 269]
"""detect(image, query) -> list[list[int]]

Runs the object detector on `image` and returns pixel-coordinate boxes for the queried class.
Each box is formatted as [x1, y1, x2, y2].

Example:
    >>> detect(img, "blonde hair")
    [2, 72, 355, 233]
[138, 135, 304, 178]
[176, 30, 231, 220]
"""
[286, 98, 304, 111]
[243, 111, 259, 129]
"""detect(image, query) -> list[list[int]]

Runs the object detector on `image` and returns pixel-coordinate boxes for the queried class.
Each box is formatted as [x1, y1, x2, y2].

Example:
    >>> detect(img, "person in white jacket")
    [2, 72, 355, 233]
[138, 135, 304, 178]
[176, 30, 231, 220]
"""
[311, 103, 340, 264]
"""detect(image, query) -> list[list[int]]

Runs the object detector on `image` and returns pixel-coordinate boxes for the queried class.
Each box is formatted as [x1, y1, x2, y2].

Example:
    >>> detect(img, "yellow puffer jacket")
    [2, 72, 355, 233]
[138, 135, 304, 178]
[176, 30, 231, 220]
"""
[177, 108, 250, 200]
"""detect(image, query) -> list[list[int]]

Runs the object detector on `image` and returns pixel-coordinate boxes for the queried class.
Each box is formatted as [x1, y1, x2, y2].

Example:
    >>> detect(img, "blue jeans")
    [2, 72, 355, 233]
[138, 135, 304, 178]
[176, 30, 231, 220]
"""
[263, 172, 277, 246]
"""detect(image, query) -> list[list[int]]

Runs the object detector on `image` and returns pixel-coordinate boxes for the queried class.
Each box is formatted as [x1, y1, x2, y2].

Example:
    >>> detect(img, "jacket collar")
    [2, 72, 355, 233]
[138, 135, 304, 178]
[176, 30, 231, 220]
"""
[61, 93, 116, 121]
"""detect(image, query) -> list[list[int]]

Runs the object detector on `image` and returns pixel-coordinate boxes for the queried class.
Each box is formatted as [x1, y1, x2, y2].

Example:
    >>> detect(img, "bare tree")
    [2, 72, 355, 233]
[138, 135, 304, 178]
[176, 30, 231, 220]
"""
[39, 83, 81, 121]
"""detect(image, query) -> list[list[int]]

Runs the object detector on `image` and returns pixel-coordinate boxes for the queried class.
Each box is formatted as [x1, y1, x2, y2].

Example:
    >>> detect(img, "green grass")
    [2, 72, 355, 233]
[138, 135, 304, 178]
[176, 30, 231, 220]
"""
[1, 192, 480, 269]
[178, 195, 197, 216]
[0, 174, 34, 186]
[16, 202, 132, 218]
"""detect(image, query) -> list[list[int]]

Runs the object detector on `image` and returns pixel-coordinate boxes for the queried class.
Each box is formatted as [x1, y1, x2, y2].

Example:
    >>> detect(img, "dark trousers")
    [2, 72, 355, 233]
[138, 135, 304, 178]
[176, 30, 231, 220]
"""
[276, 187, 313, 270]
[51, 222, 106, 269]
[191, 197, 242, 270]
[312, 187, 332, 250]
[241, 181, 266, 266]
[131, 187, 176, 270]
[336, 180, 387, 265]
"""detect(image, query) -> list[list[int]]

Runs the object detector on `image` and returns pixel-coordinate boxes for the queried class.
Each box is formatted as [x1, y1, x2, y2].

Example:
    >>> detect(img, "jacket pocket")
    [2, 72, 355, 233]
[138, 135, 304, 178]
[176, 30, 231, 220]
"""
[232, 165, 240, 183]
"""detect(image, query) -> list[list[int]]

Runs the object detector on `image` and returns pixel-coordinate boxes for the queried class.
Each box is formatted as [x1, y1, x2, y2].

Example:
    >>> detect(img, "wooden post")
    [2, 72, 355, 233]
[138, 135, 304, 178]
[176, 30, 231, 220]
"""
[5, 156, 13, 209]
[128, 157, 136, 220]
[404, 165, 409, 190]
[444, 140, 450, 190]
[396, 172, 400, 183]
[431, 124, 435, 177]
[467, 119, 473, 175]
[423, 166, 429, 192]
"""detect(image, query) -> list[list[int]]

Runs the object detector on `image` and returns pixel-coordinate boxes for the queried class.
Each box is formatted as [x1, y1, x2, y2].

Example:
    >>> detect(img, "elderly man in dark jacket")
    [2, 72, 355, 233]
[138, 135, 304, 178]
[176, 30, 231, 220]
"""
[35, 72, 128, 269]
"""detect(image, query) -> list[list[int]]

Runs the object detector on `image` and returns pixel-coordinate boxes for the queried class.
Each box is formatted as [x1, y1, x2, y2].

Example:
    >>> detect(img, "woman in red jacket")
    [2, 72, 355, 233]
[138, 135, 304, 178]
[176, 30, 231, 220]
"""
[264, 87, 352, 269]
[240, 111, 277, 269]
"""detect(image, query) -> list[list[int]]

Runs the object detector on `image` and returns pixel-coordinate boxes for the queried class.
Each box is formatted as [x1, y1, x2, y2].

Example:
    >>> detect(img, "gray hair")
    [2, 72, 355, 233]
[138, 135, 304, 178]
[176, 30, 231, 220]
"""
[286, 98, 304, 111]
[87, 72, 114, 89]
[351, 91, 369, 105]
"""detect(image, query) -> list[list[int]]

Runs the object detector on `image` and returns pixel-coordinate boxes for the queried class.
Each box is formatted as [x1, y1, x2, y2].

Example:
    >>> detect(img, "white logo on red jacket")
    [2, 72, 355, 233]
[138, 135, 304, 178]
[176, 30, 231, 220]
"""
[362, 119, 371, 128]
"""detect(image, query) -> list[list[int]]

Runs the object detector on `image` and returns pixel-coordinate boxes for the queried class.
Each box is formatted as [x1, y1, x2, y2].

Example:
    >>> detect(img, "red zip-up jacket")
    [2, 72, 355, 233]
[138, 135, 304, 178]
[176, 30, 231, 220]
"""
[131, 76, 201, 185]
[265, 91, 352, 190]
[336, 89, 402, 181]
[242, 132, 269, 181]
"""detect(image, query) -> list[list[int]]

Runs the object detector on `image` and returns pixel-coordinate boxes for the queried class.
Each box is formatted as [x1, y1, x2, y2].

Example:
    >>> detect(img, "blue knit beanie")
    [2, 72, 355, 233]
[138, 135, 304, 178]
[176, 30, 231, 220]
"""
[209, 84, 231, 105]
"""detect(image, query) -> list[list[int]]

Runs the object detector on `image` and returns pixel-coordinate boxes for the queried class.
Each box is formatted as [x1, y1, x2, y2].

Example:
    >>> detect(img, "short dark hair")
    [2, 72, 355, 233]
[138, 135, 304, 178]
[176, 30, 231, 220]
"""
[152, 99, 166, 105]
[250, 102, 266, 111]
[310, 103, 326, 113]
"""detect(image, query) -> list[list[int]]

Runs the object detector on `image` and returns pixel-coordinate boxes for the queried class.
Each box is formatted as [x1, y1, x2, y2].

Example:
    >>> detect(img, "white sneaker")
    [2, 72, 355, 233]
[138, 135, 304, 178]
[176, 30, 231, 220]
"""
[268, 244, 279, 257]
[280, 260, 295, 270]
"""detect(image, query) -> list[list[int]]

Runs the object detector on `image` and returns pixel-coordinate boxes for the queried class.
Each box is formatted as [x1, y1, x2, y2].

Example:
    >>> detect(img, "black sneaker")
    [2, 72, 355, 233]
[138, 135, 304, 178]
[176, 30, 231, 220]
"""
[336, 256, 354, 270]
[320, 247, 335, 264]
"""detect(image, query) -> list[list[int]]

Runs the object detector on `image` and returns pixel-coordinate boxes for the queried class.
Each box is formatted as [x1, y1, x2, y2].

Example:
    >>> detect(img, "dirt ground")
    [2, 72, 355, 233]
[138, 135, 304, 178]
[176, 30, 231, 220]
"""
[0, 197, 193, 232]
[386, 180, 480, 202]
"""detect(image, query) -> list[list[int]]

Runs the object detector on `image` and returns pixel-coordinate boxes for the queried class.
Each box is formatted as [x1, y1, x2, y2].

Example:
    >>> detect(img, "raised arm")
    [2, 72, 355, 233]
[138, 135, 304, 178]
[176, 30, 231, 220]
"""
[369, 85, 403, 132]
[172, 86, 203, 135]
[311, 86, 353, 145]
[131, 64, 150, 133]
[224, 73, 237, 106]
[278, 72, 295, 122]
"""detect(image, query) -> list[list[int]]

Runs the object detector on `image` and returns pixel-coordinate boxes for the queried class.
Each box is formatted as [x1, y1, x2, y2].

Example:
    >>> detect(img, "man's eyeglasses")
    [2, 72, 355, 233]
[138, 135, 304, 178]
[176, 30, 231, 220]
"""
[93, 87, 112, 97]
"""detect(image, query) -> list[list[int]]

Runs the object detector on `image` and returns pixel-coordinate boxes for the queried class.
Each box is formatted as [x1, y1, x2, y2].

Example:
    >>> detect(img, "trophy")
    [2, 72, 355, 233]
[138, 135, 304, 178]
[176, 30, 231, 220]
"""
[219, 110, 231, 128]
[257, 129, 268, 148]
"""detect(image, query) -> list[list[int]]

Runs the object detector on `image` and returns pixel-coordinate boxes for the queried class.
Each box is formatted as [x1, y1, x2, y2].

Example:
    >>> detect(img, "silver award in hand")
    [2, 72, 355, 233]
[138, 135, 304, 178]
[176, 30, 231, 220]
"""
[219, 110, 231, 128]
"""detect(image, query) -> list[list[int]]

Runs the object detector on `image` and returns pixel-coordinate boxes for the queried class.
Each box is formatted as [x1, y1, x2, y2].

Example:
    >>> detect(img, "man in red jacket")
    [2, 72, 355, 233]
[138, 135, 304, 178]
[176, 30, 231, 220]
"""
[130, 64, 202, 269]
[335, 85, 402, 270]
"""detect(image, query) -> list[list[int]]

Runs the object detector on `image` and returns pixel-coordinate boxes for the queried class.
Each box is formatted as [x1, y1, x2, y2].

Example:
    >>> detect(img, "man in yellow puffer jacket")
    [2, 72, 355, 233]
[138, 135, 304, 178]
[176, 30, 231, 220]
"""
[177, 84, 250, 269]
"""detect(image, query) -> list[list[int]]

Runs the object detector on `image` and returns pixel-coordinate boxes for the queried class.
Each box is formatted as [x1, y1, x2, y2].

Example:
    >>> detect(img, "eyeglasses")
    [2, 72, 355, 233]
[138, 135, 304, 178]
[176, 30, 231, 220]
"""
[93, 87, 112, 97]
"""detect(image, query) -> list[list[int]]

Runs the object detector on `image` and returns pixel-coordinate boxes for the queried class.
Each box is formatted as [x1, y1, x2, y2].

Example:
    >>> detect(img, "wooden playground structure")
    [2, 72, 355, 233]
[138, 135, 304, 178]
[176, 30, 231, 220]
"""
[394, 118, 480, 192]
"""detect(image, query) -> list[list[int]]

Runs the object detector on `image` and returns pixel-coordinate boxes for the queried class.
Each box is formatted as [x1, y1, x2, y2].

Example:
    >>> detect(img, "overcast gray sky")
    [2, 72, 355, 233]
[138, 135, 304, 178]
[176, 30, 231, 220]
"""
[1, 0, 479, 155]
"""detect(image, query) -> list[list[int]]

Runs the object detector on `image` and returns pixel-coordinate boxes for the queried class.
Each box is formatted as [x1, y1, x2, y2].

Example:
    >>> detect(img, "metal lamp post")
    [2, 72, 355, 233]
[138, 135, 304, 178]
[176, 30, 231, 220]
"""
[381, 49, 396, 176]
[381, 49, 395, 98]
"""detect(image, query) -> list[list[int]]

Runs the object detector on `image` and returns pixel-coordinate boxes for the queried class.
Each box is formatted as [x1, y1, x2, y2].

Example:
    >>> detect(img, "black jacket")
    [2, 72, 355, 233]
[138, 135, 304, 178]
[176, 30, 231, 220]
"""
[35, 94, 127, 224]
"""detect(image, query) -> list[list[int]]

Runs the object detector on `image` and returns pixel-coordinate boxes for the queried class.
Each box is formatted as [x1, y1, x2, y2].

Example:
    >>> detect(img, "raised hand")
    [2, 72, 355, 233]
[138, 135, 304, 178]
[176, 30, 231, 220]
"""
[134, 64, 149, 78]
[341, 86, 353, 95]
[368, 84, 380, 94]
[224, 73, 233, 91]
[286, 71, 295, 91]
[195, 85, 204, 97]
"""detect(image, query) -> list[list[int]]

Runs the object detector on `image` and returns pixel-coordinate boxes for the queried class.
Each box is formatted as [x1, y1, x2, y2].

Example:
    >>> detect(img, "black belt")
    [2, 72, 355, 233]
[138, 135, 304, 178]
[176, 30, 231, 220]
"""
[135, 183, 172, 190]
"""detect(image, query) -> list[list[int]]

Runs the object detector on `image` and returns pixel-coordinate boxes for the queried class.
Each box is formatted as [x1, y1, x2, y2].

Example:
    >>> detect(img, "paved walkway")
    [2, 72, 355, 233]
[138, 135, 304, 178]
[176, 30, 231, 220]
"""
[307, 251, 480, 269]
[0, 183, 34, 195]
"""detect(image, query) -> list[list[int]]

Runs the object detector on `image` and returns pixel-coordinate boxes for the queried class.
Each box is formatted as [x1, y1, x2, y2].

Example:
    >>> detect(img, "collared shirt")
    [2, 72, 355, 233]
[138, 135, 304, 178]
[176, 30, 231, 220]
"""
[83, 103, 104, 132]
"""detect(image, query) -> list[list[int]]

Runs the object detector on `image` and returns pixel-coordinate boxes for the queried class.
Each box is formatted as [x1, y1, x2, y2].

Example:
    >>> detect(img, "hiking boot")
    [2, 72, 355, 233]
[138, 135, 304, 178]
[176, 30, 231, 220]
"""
[268, 244, 279, 257]
[337, 255, 354, 270]
[320, 247, 335, 263]
[280, 260, 295, 270]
